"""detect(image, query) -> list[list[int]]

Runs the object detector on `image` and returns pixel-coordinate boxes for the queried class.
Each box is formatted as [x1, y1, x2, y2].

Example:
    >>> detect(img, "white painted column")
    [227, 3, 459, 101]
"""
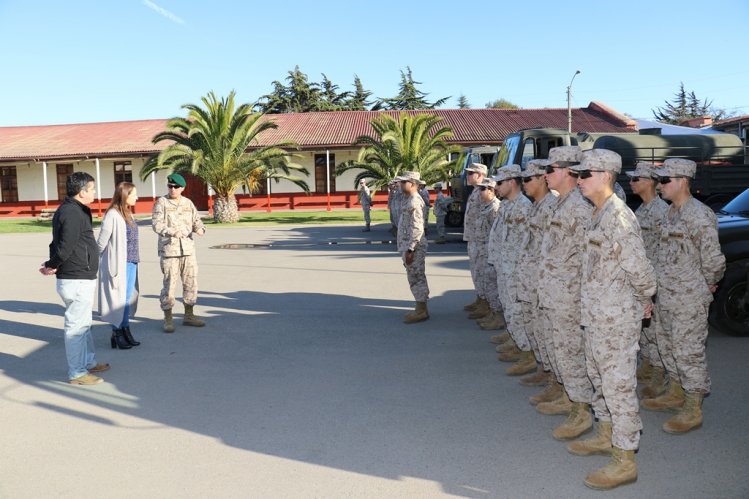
[266, 177, 272, 212]
[151, 170, 156, 199]
[325, 149, 331, 211]
[95, 158, 102, 216]
[42, 161, 49, 207]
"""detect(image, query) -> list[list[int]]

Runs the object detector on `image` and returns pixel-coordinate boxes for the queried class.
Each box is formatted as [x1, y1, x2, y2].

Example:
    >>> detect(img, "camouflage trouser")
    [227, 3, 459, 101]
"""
[475, 242, 500, 310]
[436, 215, 446, 239]
[585, 323, 642, 451]
[498, 275, 529, 351]
[467, 242, 482, 298]
[521, 301, 546, 368]
[160, 255, 198, 310]
[639, 308, 663, 366]
[540, 306, 593, 403]
[656, 301, 711, 394]
[403, 245, 429, 302]
[363, 205, 371, 225]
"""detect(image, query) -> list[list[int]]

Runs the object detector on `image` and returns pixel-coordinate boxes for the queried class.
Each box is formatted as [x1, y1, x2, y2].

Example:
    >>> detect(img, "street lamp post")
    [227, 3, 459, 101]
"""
[567, 70, 581, 133]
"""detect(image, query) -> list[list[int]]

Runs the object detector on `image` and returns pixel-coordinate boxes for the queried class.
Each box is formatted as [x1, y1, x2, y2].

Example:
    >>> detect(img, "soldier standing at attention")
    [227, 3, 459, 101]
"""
[396, 171, 430, 324]
[515, 160, 558, 388]
[462, 163, 489, 315]
[152, 173, 207, 333]
[433, 183, 451, 244]
[566, 149, 657, 491]
[536, 146, 595, 442]
[471, 178, 502, 329]
[418, 180, 431, 234]
[359, 179, 372, 232]
[641, 159, 725, 434]
[626, 162, 670, 399]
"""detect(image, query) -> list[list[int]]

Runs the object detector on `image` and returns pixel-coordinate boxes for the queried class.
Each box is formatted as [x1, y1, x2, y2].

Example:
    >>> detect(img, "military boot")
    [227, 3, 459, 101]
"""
[480, 311, 506, 330]
[567, 421, 613, 456]
[404, 302, 429, 324]
[163, 309, 175, 333]
[641, 377, 685, 412]
[506, 351, 537, 376]
[553, 402, 593, 440]
[536, 388, 574, 416]
[662, 392, 703, 434]
[636, 357, 654, 383]
[530, 379, 563, 406]
[497, 345, 521, 362]
[584, 447, 637, 490]
[496, 337, 518, 353]
[490, 331, 511, 345]
[639, 366, 668, 400]
[467, 298, 490, 319]
[183, 305, 206, 327]
[463, 296, 481, 312]
[520, 367, 549, 387]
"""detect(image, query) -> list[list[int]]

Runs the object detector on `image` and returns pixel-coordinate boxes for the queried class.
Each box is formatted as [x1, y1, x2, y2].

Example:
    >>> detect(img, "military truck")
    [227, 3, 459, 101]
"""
[445, 146, 501, 226]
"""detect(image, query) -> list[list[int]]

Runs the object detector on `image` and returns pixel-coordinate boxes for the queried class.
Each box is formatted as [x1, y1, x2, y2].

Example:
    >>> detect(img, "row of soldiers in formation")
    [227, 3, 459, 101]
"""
[391, 146, 725, 491]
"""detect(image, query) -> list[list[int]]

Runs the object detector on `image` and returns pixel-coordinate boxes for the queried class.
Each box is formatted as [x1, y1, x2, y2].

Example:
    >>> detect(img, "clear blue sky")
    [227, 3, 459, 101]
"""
[1, 0, 747, 126]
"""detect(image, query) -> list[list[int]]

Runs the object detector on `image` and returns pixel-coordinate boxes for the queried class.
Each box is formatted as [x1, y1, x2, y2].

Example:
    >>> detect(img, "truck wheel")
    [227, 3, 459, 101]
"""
[446, 211, 463, 227]
[709, 264, 749, 337]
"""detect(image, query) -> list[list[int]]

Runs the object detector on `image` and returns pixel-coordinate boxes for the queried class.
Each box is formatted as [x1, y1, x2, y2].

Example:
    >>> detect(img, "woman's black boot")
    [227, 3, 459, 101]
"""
[122, 326, 140, 346]
[111, 328, 132, 349]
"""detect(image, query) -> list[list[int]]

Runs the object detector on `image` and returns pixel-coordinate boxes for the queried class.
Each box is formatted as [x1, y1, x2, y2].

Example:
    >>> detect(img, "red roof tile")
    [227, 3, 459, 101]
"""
[0, 102, 636, 161]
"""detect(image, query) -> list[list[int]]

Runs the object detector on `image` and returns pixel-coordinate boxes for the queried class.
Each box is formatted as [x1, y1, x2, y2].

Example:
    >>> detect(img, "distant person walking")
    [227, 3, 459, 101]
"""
[359, 179, 372, 232]
[40, 172, 109, 385]
[97, 182, 141, 350]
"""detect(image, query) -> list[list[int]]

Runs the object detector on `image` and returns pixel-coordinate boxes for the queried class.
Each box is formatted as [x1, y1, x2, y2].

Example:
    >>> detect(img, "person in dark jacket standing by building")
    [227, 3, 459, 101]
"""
[39, 172, 109, 385]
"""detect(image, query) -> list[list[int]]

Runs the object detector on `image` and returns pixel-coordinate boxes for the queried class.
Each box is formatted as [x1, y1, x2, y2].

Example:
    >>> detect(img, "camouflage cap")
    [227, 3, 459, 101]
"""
[654, 158, 697, 179]
[466, 163, 488, 175]
[571, 149, 622, 174]
[625, 161, 658, 179]
[395, 171, 421, 183]
[479, 178, 497, 188]
[495, 164, 523, 182]
[523, 159, 549, 177]
[548, 146, 582, 167]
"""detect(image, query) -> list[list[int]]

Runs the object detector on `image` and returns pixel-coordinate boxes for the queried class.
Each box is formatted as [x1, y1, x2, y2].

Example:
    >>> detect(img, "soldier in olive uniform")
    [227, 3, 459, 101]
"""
[566, 149, 657, 491]
[152, 173, 206, 333]
[396, 171, 430, 324]
[641, 159, 725, 435]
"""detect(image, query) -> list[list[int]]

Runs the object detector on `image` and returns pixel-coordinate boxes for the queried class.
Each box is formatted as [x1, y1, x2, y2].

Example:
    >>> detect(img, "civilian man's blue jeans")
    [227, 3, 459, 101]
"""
[56, 279, 97, 380]
[115, 262, 138, 329]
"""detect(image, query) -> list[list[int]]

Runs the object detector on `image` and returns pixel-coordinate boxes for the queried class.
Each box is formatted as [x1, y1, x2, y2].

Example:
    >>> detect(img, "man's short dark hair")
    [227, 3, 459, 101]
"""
[66, 172, 95, 197]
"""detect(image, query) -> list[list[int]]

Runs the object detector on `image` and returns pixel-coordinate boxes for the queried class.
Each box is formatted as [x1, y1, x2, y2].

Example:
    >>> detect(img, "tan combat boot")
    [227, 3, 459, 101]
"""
[467, 298, 490, 319]
[496, 337, 518, 353]
[490, 331, 511, 345]
[552, 402, 593, 440]
[536, 388, 574, 416]
[641, 377, 685, 412]
[404, 302, 430, 324]
[163, 309, 175, 333]
[479, 311, 506, 330]
[639, 366, 668, 400]
[530, 379, 563, 406]
[463, 296, 481, 311]
[506, 351, 537, 376]
[636, 357, 653, 383]
[662, 391, 703, 434]
[567, 421, 613, 456]
[183, 305, 206, 327]
[584, 447, 637, 490]
[497, 346, 521, 362]
[520, 367, 549, 387]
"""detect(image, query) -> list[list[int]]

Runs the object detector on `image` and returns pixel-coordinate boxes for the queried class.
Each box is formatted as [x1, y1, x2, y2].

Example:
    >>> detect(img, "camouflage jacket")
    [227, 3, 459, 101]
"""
[655, 197, 725, 307]
[152, 196, 206, 257]
[463, 189, 482, 241]
[634, 196, 669, 263]
[475, 197, 501, 245]
[581, 195, 657, 327]
[517, 191, 558, 303]
[495, 194, 532, 278]
[360, 186, 371, 207]
[397, 193, 426, 253]
[538, 188, 593, 309]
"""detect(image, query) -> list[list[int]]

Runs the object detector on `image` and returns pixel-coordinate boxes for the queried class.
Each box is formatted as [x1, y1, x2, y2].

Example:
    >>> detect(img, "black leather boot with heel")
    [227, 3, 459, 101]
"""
[111, 328, 132, 349]
[122, 326, 140, 346]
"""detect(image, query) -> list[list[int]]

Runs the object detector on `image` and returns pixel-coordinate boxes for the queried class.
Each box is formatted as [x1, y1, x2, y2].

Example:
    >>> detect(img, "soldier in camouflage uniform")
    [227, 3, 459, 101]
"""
[152, 173, 206, 333]
[419, 180, 431, 234]
[433, 183, 451, 243]
[516, 160, 558, 387]
[535, 147, 595, 442]
[359, 179, 372, 232]
[641, 159, 725, 435]
[463, 163, 489, 315]
[396, 171, 430, 324]
[470, 178, 502, 327]
[627, 162, 670, 398]
[388, 181, 402, 237]
[565, 149, 657, 491]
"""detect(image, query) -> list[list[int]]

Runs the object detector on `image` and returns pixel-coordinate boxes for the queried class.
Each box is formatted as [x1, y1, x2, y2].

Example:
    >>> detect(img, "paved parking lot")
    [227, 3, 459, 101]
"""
[1, 222, 748, 498]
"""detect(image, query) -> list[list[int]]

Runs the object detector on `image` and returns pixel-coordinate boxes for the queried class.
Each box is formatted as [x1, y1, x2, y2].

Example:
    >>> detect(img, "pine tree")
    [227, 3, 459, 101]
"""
[457, 94, 471, 109]
[374, 67, 450, 110]
[485, 98, 520, 110]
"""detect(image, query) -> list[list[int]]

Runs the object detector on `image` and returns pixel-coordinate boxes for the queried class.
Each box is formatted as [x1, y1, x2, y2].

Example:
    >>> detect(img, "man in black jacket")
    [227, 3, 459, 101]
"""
[40, 172, 108, 385]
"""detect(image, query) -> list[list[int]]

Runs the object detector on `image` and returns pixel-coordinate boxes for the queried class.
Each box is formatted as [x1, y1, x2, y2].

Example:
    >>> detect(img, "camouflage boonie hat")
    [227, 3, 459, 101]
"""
[479, 178, 497, 188]
[494, 164, 523, 182]
[571, 149, 622, 174]
[466, 163, 488, 175]
[548, 146, 582, 167]
[654, 158, 697, 179]
[395, 171, 421, 183]
[523, 159, 549, 177]
[625, 161, 657, 179]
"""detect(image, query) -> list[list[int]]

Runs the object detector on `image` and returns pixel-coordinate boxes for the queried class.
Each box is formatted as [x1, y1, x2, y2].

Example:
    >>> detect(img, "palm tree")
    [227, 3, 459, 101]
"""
[141, 91, 309, 223]
[336, 112, 460, 192]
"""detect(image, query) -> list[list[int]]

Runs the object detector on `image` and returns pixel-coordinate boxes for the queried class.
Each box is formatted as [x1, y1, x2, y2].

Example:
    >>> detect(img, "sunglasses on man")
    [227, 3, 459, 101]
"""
[478, 186, 494, 191]
[656, 176, 687, 184]
[522, 175, 542, 183]
[167, 184, 182, 189]
[568, 169, 606, 179]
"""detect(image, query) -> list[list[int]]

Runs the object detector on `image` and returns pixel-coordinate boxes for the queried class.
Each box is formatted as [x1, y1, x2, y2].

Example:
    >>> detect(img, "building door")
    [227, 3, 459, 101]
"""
[181, 173, 209, 210]
[56, 164, 74, 200]
[314, 153, 336, 194]
[0, 166, 18, 203]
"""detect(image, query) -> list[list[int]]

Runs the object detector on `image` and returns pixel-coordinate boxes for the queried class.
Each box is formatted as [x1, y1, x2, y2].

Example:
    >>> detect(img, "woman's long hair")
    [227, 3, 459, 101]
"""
[107, 182, 136, 227]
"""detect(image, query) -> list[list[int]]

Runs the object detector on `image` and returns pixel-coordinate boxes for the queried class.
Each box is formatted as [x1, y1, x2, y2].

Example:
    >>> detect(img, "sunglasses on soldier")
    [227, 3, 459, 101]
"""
[522, 175, 542, 183]
[167, 184, 182, 189]
[569, 169, 604, 180]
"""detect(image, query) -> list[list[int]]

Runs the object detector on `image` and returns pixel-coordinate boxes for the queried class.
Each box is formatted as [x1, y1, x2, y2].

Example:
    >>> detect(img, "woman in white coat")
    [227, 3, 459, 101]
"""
[97, 182, 140, 349]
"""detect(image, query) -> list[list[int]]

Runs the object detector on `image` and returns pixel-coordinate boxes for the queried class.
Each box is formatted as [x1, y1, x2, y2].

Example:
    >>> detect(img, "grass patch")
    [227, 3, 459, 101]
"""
[203, 209, 391, 226]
